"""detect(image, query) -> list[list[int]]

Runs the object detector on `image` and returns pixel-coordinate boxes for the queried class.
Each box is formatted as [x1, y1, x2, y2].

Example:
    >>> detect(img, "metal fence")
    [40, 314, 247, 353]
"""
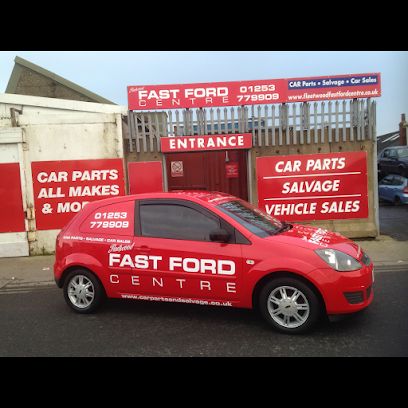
[126, 99, 376, 153]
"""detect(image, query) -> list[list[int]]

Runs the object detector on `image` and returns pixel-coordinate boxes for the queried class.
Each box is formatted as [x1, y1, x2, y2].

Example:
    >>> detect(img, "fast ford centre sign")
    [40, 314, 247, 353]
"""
[128, 73, 381, 110]
[256, 152, 368, 222]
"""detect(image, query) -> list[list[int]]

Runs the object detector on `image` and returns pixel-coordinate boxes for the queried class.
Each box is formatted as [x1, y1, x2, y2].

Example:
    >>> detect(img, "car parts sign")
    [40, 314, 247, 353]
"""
[256, 151, 369, 221]
[31, 158, 125, 230]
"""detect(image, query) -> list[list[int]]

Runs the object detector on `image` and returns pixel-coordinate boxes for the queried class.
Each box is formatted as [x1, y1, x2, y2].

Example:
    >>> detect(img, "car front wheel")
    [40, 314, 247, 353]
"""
[63, 269, 105, 313]
[259, 277, 323, 334]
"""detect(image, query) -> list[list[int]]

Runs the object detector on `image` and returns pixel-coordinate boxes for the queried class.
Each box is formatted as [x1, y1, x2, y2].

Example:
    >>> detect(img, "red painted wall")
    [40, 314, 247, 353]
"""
[128, 161, 163, 195]
[0, 163, 25, 233]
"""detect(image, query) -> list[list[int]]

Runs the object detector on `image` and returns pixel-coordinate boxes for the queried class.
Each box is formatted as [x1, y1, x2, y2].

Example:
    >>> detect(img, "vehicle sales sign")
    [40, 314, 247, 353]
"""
[128, 73, 381, 110]
[256, 152, 368, 221]
[31, 158, 125, 230]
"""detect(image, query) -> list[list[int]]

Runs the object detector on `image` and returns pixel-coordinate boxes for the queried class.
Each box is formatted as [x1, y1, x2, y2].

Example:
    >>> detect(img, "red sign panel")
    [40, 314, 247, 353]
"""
[225, 162, 239, 178]
[128, 161, 163, 194]
[161, 133, 252, 153]
[256, 152, 368, 222]
[32, 159, 125, 230]
[286, 73, 381, 103]
[128, 73, 381, 110]
[0, 163, 26, 233]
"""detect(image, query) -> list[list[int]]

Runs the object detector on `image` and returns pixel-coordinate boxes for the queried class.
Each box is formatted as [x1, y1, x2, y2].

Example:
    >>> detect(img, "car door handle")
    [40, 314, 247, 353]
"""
[135, 245, 151, 252]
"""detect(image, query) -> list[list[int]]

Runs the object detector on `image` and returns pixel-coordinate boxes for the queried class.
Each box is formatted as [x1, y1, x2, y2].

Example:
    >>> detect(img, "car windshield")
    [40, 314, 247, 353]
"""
[217, 200, 290, 238]
[397, 148, 408, 158]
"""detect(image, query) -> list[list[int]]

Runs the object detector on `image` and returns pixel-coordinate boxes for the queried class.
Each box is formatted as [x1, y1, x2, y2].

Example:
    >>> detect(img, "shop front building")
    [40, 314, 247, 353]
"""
[125, 73, 381, 239]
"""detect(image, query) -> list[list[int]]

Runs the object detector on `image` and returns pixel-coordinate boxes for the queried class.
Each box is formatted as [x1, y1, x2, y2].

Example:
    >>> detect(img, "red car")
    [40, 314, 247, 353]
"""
[54, 191, 374, 334]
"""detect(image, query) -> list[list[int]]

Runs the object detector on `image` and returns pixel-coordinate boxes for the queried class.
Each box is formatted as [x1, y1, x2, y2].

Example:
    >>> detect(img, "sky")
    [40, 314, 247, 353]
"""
[0, 51, 407, 136]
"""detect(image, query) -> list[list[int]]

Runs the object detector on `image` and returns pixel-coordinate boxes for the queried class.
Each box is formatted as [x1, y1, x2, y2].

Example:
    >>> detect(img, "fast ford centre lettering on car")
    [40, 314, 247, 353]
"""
[127, 73, 381, 109]
[54, 191, 374, 334]
[108, 253, 235, 274]
[256, 152, 368, 221]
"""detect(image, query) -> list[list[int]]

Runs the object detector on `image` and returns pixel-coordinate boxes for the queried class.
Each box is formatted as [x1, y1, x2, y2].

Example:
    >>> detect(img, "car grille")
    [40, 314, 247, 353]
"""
[361, 252, 371, 266]
[344, 291, 364, 304]
[366, 285, 372, 299]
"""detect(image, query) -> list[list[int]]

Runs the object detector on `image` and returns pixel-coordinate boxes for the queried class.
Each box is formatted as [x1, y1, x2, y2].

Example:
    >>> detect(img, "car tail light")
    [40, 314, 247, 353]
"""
[404, 187, 408, 194]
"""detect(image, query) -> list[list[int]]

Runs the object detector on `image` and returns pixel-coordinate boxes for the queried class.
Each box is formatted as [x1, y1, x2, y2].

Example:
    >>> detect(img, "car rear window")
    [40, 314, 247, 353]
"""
[397, 148, 408, 158]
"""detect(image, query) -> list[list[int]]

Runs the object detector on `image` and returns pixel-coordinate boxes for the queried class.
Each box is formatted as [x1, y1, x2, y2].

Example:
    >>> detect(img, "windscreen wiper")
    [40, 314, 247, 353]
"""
[275, 222, 293, 234]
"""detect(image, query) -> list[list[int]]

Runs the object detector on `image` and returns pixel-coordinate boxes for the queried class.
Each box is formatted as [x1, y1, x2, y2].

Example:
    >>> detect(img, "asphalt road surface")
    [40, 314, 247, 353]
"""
[0, 268, 407, 357]
[379, 202, 408, 241]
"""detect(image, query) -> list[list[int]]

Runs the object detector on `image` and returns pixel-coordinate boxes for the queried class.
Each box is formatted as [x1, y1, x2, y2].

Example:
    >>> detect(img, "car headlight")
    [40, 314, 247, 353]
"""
[315, 248, 362, 271]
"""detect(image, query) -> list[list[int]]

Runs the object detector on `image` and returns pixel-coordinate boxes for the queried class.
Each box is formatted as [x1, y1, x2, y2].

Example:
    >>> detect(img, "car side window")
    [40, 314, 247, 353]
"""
[392, 176, 403, 186]
[383, 150, 390, 158]
[139, 203, 220, 242]
[381, 176, 393, 185]
[389, 149, 398, 158]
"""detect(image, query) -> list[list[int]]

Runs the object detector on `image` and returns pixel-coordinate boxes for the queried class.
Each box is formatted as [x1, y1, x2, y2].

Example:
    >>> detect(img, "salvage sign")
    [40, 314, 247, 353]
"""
[256, 152, 368, 221]
[31, 159, 125, 230]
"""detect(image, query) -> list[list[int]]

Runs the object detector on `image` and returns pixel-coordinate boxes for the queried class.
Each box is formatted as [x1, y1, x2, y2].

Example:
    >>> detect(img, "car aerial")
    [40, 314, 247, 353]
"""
[378, 174, 408, 205]
[54, 191, 374, 334]
[378, 146, 408, 178]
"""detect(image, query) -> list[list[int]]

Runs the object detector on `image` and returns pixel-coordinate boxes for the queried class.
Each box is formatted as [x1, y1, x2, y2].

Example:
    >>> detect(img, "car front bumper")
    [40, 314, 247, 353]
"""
[308, 263, 374, 315]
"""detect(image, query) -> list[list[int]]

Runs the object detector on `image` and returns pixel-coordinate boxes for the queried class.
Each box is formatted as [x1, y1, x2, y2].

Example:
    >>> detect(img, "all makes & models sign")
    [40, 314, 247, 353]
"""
[256, 152, 368, 222]
[128, 73, 381, 110]
[32, 158, 125, 230]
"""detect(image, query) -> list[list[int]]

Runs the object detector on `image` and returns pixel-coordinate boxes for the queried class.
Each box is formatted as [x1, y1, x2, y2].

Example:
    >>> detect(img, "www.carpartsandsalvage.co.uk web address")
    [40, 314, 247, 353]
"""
[287, 89, 379, 101]
[121, 293, 233, 307]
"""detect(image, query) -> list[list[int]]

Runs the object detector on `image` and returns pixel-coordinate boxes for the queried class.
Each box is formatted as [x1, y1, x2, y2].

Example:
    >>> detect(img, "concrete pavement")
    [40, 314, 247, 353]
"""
[0, 234, 406, 290]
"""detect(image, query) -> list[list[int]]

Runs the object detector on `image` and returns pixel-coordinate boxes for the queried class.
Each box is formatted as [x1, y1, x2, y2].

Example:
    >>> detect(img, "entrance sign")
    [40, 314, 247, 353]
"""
[32, 159, 125, 230]
[256, 152, 368, 222]
[161, 133, 252, 153]
[128, 73, 381, 110]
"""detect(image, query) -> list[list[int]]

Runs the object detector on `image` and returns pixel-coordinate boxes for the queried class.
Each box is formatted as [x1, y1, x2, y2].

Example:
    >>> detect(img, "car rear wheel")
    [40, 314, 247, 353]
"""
[63, 269, 105, 313]
[259, 277, 323, 334]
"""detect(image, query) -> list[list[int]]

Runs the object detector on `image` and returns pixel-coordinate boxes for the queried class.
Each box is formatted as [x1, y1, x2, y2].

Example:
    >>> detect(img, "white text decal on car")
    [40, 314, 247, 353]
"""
[108, 253, 235, 275]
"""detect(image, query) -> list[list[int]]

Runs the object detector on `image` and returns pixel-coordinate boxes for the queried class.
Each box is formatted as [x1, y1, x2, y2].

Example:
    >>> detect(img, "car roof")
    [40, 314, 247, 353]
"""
[380, 174, 408, 181]
[86, 190, 238, 208]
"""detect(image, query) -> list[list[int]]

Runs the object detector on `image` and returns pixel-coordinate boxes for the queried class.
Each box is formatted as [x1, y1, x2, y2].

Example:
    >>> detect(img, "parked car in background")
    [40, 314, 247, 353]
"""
[378, 146, 408, 179]
[378, 174, 408, 205]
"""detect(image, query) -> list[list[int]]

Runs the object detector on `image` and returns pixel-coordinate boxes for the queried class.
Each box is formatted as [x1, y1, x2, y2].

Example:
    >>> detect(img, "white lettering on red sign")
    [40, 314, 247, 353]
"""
[161, 134, 252, 153]
[257, 152, 368, 222]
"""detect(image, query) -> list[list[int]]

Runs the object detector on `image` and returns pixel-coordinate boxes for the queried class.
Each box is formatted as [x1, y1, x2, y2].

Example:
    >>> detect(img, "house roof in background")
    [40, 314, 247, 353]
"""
[5, 56, 115, 105]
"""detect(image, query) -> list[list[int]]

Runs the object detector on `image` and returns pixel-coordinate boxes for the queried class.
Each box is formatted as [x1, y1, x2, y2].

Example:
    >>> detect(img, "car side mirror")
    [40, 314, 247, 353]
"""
[209, 228, 230, 243]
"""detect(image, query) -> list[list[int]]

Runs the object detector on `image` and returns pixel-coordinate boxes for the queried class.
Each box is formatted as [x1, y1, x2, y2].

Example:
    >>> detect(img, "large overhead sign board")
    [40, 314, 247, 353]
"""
[128, 73, 381, 110]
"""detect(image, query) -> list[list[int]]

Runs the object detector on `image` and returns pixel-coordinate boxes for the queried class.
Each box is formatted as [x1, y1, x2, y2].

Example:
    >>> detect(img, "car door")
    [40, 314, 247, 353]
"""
[129, 199, 244, 306]
[391, 175, 404, 201]
[379, 175, 394, 202]
[380, 149, 392, 175]
[388, 149, 399, 174]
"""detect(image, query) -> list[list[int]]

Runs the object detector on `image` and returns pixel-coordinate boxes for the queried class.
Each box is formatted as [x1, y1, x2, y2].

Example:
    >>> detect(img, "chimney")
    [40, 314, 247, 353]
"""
[399, 113, 407, 146]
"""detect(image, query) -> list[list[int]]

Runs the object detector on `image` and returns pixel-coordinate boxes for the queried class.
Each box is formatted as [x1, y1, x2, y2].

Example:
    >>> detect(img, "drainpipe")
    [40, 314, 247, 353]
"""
[399, 113, 407, 146]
